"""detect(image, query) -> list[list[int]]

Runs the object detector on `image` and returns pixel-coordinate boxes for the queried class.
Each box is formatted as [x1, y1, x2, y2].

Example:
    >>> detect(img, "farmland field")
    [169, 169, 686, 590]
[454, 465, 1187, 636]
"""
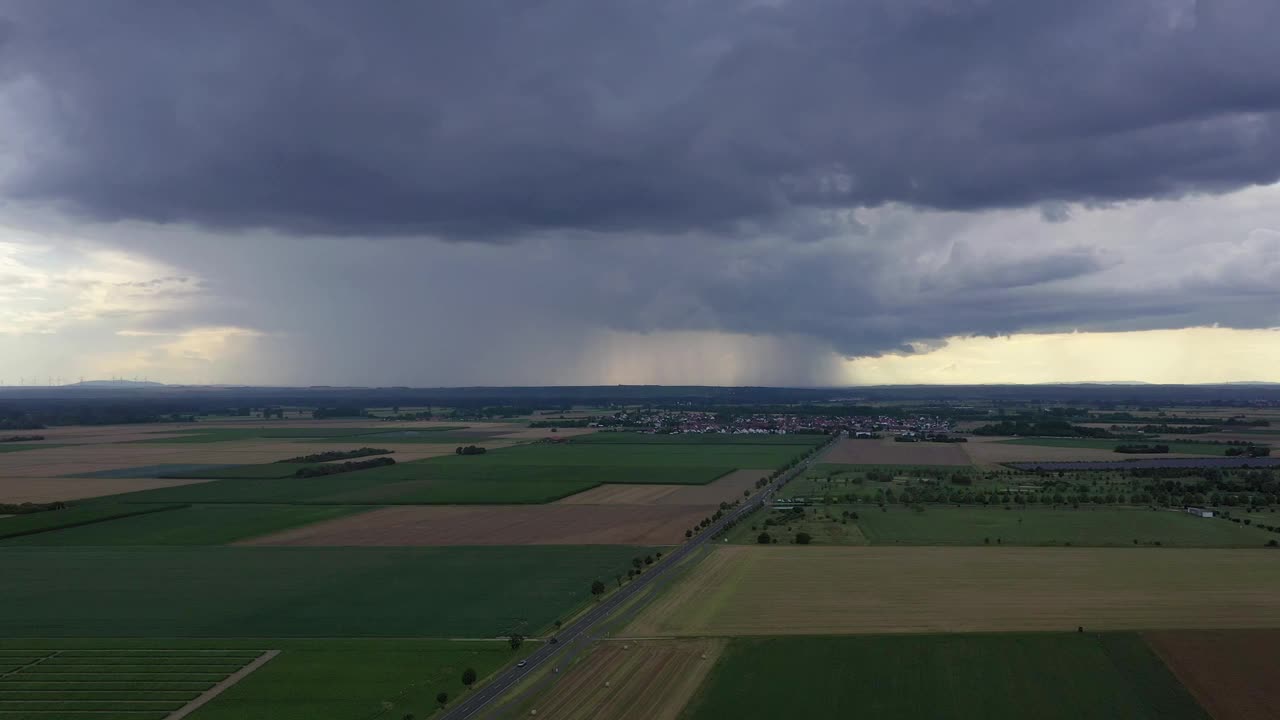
[0, 638, 513, 720]
[2, 504, 368, 546]
[0, 444, 64, 454]
[0, 476, 218, 504]
[518, 639, 724, 720]
[132, 427, 465, 444]
[998, 437, 1256, 455]
[571, 432, 825, 445]
[0, 545, 648, 637]
[822, 438, 971, 466]
[683, 634, 1206, 720]
[0, 646, 266, 720]
[1145, 630, 1280, 720]
[160, 463, 320, 479]
[0, 503, 186, 540]
[557, 469, 768, 506]
[241, 504, 711, 546]
[431, 442, 805, 469]
[853, 507, 1276, 547]
[625, 546, 1280, 636]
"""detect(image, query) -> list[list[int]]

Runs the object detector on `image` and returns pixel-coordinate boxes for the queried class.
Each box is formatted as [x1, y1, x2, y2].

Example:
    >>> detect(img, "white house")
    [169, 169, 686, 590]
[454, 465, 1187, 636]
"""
[1185, 507, 1214, 518]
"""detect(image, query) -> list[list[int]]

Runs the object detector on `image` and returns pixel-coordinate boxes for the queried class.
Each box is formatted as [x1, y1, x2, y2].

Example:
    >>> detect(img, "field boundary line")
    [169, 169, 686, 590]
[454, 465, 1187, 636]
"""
[0, 651, 60, 678]
[164, 649, 279, 720]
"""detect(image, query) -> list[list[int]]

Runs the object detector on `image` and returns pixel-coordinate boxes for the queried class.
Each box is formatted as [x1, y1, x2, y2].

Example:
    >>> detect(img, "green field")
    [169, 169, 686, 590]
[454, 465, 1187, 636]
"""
[431, 442, 803, 468]
[0, 504, 186, 541]
[94, 464, 605, 505]
[0, 443, 63, 453]
[0, 646, 262, 720]
[997, 437, 1254, 455]
[684, 634, 1207, 720]
[0, 639, 514, 720]
[570, 432, 826, 446]
[853, 507, 1276, 547]
[2, 504, 368, 546]
[133, 426, 466, 444]
[0, 545, 646, 637]
[161, 463, 321, 479]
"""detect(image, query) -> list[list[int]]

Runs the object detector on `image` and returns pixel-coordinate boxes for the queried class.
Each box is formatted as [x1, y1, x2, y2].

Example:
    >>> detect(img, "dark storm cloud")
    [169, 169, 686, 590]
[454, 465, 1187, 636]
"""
[2, 0, 1279, 238]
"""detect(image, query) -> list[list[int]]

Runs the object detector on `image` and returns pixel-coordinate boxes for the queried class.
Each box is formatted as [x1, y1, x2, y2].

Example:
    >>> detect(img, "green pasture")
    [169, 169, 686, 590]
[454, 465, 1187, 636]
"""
[0, 545, 645, 637]
[0, 504, 185, 541]
[684, 634, 1206, 720]
[853, 507, 1276, 547]
[2, 504, 367, 546]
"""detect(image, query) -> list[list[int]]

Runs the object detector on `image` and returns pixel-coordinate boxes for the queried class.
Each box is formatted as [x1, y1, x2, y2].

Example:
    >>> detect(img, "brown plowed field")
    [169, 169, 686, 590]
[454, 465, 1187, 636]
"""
[0, 476, 217, 503]
[241, 504, 715, 546]
[558, 469, 767, 506]
[625, 546, 1280, 637]
[521, 639, 724, 720]
[823, 438, 971, 466]
[1146, 630, 1280, 720]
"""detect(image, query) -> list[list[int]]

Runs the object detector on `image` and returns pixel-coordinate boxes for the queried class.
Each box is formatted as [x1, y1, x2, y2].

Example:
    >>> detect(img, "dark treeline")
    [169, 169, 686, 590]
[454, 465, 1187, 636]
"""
[294, 457, 395, 478]
[1, 435, 44, 442]
[972, 420, 1122, 438]
[276, 447, 392, 464]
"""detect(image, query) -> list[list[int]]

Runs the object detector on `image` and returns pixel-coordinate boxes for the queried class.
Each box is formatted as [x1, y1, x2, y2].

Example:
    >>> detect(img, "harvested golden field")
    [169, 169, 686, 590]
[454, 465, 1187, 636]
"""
[241, 503, 715, 546]
[961, 436, 1208, 467]
[1146, 630, 1280, 720]
[625, 546, 1280, 637]
[520, 639, 724, 720]
[0, 476, 217, 503]
[823, 437, 971, 466]
[558, 469, 768, 506]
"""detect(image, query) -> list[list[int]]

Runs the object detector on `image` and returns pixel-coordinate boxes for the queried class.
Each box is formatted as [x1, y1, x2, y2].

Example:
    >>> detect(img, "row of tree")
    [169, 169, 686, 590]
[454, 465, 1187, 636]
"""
[293, 457, 395, 478]
[276, 447, 392, 463]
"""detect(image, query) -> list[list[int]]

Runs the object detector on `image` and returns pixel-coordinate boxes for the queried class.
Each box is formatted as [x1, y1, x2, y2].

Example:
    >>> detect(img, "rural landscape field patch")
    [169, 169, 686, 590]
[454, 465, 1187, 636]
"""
[853, 507, 1276, 547]
[626, 545, 1280, 636]
[242, 503, 712, 546]
[0, 545, 647, 637]
[1145, 630, 1280, 720]
[682, 634, 1207, 720]
[821, 437, 972, 466]
[0, 647, 266, 720]
[518, 639, 725, 720]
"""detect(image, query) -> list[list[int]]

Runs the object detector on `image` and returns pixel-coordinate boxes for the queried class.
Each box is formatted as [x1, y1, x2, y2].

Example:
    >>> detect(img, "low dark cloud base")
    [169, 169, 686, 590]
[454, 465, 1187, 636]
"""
[2, 0, 1279, 238]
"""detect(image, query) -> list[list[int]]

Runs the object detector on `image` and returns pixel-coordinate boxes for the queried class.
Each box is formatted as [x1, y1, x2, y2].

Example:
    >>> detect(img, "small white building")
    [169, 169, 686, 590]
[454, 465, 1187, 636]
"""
[1185, 507, 1214, 518]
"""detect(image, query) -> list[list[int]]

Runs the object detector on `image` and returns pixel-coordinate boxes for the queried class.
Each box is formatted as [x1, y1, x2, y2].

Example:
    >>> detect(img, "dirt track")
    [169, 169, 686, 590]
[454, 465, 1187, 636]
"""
[557, 469, 767, 506]
[823, 438, 971, 466]
[241, 504, 716, 546]
[521, 639, 724, 720]
[1146, 630, 1280, 720]
[625, 545, 1280, 637]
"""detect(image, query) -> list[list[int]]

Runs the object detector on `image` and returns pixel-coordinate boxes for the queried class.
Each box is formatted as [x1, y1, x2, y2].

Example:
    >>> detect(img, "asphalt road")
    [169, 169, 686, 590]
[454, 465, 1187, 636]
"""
[440, 436, 837, 720]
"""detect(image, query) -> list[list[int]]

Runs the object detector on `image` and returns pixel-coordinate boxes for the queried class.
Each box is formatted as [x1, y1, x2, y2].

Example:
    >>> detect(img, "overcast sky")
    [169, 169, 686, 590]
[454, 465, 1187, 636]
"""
[1, 0, 1278, 386]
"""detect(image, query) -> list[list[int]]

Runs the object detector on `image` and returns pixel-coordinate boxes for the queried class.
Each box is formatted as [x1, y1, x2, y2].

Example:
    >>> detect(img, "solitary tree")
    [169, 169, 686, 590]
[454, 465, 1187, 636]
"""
[757, 531, 772, 544]
[508, 634, 524, 651]
[554, 619, 562, 629]
[644, 555, 654, 565]
[795, 532, 812, 545]
[591, 579, 606, 598]
[436, 692, 448, 708]
[685, 529, 693, 538]
[462, 667, 477, 687]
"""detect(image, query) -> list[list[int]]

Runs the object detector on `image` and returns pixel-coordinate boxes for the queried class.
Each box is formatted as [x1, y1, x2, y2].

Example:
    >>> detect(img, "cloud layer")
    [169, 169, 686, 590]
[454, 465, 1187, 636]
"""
[0, 2, 1278, 385]
[2, 0, 1280, 238]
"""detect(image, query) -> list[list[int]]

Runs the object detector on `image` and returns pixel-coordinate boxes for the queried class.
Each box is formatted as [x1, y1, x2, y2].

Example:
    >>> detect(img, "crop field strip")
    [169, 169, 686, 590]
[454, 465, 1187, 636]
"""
[625, 545, 1280, 637]
[0, 545, 650, 637]
[0, 648, 265, 719]
[681, 634, 1208, 720]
